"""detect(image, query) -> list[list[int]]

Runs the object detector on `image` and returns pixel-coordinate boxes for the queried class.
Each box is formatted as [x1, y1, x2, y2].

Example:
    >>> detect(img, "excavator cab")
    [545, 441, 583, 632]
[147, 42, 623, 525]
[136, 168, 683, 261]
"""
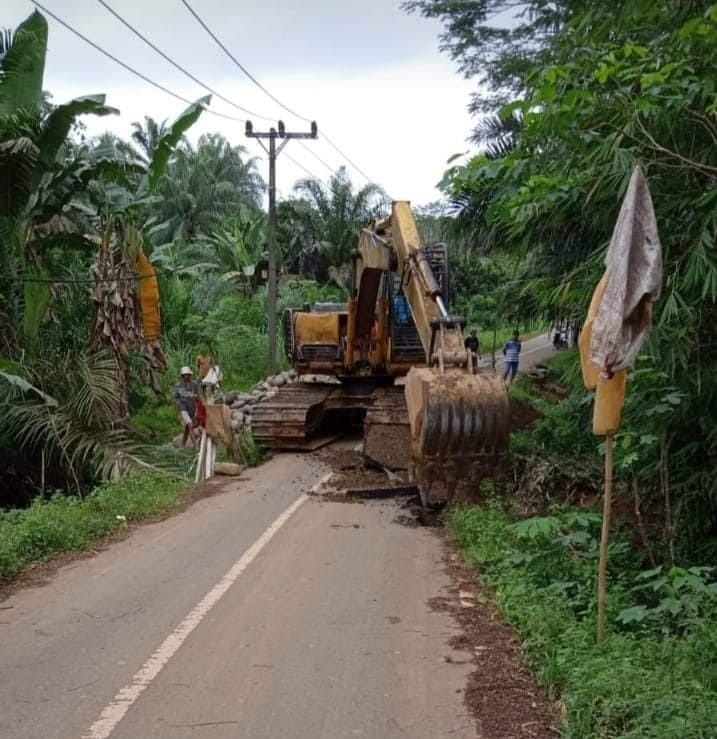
[254, 202, 510, 505]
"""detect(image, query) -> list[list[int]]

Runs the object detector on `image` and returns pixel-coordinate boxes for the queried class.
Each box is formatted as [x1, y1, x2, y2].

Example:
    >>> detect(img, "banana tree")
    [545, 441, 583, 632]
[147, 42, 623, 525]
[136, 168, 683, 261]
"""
[0, 11, 127, 352]
[88, 96, 209, 417]
[193, 208, 268, 294]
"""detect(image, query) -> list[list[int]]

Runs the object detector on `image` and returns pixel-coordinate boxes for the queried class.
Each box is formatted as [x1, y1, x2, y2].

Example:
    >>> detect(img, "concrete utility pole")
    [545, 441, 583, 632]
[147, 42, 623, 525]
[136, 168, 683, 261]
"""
[246, 120, 318, 374]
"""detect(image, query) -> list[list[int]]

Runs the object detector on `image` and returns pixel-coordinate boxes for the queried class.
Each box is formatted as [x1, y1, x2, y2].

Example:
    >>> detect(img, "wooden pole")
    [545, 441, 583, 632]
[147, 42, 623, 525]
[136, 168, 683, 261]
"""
[596, 432, 614, 643]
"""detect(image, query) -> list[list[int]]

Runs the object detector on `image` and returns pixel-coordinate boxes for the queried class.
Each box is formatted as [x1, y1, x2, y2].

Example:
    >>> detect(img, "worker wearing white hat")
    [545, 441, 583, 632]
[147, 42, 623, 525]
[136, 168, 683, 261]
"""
[173, 366, 200, 447]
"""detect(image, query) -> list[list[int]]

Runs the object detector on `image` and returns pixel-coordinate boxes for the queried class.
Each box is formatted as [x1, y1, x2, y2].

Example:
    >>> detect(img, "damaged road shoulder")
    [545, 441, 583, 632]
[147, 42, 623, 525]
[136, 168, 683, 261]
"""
[429, 531, 558, 739]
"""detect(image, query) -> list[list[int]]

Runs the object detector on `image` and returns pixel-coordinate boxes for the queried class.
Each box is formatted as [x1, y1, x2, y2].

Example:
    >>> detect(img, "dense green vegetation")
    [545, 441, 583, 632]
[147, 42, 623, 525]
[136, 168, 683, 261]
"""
[0, 473, 182, 581]
[448, 351, 717, 736]
[401, 2, 717, 735]
[407, 0, 717, 556]
[448, 502, 717, 739]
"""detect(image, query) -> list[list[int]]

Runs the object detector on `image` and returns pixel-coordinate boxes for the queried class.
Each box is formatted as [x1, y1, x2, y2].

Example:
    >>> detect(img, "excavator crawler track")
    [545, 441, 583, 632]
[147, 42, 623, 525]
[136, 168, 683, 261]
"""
[252, 381, 378, 450]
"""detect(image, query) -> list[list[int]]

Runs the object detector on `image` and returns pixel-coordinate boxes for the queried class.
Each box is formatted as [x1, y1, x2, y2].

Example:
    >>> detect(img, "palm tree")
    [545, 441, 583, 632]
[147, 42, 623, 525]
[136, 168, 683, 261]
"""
[152, 133, 264, 242]
[130, 116, 169, 165]
[0, 353, 131, 498]
[288, 167, 387, 283]
[470, 110, 522, 155]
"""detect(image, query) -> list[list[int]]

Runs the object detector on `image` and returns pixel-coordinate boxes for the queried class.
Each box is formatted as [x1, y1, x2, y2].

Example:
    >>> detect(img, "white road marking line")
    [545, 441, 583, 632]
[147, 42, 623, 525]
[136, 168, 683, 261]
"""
[82, 494, 309, 739]
[309, 471, 334, 495]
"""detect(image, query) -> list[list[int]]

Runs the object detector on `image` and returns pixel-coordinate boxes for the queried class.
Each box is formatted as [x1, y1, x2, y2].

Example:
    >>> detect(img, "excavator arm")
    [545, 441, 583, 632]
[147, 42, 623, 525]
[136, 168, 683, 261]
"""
[390, 201, 467, 367]
[385, 202, 510, 504]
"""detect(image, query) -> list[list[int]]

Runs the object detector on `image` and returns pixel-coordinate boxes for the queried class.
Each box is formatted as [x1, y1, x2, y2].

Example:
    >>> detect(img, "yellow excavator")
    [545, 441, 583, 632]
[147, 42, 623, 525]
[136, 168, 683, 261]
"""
[252, 201, 510, 505]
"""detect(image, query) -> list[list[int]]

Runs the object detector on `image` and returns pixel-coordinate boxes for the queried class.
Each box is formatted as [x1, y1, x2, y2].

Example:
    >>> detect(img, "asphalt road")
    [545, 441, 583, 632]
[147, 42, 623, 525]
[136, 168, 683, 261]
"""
[0, 452, 474, 739]
[488, 332, 555, 374]
[1, 344, 555, 739]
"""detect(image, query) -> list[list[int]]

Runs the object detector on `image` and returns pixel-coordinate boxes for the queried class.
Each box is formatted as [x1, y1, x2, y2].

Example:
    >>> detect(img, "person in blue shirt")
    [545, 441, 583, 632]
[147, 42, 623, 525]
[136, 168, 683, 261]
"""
[502, 332, 522, 385]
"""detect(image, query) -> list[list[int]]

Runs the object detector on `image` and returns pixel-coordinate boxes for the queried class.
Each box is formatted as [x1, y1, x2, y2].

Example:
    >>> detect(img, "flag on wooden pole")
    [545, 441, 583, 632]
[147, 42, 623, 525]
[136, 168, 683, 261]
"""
[578, 164, 662, 642]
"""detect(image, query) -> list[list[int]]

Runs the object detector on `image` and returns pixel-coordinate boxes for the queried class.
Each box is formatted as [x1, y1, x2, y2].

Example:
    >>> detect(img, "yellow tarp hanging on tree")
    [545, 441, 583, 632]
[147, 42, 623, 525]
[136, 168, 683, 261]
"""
[136, 250, 161, 343]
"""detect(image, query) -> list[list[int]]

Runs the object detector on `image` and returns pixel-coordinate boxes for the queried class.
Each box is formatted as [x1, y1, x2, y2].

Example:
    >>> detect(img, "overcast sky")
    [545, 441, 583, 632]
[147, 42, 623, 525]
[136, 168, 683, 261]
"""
[5, 0, 478, 205]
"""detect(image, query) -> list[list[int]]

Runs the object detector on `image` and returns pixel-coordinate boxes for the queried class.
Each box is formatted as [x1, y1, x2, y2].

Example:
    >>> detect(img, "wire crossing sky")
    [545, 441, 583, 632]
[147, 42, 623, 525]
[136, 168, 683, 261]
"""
[7, 0, 476, 203]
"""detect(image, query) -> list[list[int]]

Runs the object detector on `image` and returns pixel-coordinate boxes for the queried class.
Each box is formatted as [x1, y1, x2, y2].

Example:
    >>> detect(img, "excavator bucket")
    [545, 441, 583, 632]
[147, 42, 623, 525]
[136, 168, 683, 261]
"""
[404, 367, 510, 506]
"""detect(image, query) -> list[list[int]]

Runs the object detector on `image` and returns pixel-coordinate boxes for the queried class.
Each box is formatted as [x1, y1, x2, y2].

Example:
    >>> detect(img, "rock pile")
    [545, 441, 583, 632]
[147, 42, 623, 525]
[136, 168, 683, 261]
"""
[223, 369, 299, 433]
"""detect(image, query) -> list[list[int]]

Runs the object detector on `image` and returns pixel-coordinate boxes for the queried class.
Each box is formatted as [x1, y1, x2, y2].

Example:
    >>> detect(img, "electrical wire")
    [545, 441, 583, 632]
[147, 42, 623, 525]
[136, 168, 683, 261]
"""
[0, 266, 180, 285]
[283, 150, 328, 187]
[178, 0, 385, 189]
[296, 140, 337, 176]
[31, 1, 244, 124]
[95, 0, 274, 122]
[32, 1, 380, 194]
[320, 132, 376, 186]
[180, 0, 308, 123]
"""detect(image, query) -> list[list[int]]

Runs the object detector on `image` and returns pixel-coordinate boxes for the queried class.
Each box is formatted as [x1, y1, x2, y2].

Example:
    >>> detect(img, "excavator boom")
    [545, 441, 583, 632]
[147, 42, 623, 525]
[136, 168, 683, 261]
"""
[385, 202, 510, 503]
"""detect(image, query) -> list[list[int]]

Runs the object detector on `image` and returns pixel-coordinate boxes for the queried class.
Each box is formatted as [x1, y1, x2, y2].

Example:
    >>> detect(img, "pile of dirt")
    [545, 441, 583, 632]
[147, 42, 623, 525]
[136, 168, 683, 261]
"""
[363, 423, 411, 470]
[431, 536, 558, 738]
[315, 446, 408, 492]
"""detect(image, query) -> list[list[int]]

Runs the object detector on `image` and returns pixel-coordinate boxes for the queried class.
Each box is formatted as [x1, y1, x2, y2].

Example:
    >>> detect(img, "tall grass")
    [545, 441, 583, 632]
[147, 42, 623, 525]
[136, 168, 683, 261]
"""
[0, 473, 182, 582]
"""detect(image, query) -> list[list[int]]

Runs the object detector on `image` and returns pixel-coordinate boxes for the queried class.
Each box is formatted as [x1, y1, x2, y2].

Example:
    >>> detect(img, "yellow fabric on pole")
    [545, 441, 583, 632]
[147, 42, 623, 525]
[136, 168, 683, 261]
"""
[579, 274, 608, 390]
[137, 251, 161, 342]
[593, 370, 627, 435]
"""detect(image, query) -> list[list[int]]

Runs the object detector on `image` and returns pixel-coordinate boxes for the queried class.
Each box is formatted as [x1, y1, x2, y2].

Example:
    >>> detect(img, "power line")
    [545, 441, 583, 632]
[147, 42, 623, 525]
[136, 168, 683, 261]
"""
[283, 151, 328, 186]
[296, 140, 337, 177]
[0, 266, 180, 285]
[321, 132, 377, 186]
[94, 0, 273, 122]
[31, 1, 244, 124]
[180, 0, 308, 123]
[32, 2, 334, 195]
[178, 0, 385, 189]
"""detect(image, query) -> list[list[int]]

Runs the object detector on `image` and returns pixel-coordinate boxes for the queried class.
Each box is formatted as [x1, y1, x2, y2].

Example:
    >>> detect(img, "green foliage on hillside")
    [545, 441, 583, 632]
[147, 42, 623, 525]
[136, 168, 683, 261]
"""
[448, 503, 717, 738]
[408, 0, 717, 555]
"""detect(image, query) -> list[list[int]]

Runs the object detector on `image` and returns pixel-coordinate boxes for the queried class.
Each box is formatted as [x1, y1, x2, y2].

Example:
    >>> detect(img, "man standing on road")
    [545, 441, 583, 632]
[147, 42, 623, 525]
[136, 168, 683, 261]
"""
[174, 366, 200, 447]
[464, 328, 481, 361]
[502, 332, 522, 385]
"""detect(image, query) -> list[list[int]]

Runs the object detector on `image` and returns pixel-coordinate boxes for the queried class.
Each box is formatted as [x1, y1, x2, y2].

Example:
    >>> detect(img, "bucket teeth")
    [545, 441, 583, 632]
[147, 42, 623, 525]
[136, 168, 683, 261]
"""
[404, 368, 510, 506]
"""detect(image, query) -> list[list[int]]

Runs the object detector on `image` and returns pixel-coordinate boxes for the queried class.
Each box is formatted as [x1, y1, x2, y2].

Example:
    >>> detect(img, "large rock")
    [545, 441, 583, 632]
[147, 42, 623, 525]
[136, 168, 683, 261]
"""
[224, 391, 238, 405]
[287, 368, 298, 380]
[214, 462, 244, 476]
[268, 373, 287, 387]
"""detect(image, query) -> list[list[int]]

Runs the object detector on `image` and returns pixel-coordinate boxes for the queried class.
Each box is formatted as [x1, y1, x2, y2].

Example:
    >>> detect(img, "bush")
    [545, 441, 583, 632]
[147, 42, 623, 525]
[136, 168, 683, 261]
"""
[0, 473, 182, 582]
[447, 503, 717, 739]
